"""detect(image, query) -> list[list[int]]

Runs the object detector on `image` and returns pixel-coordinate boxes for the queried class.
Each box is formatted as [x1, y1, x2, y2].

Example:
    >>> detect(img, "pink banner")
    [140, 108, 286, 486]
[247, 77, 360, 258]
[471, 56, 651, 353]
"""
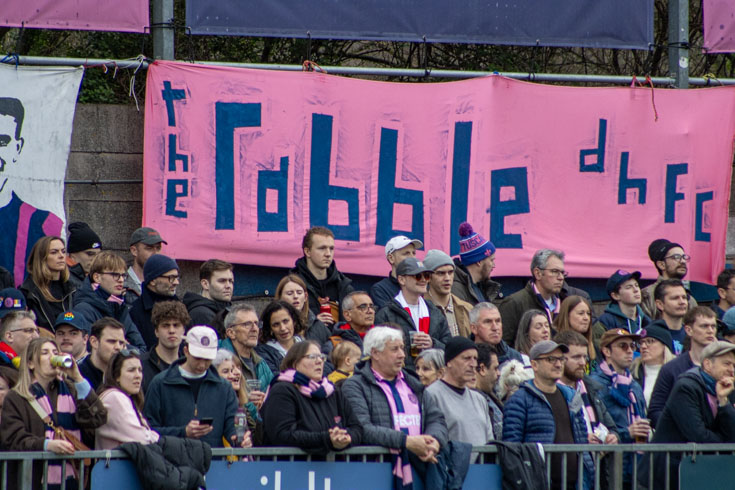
[703, 0, 735, 52]
[143, 61, 735, 283]
[3, 0, 148, 33]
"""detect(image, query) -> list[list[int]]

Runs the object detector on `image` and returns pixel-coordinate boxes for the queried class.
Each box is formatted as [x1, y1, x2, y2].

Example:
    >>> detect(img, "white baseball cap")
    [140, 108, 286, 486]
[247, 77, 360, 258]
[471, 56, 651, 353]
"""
[385, 236, 423, 257]
[185, 326, 218, 360]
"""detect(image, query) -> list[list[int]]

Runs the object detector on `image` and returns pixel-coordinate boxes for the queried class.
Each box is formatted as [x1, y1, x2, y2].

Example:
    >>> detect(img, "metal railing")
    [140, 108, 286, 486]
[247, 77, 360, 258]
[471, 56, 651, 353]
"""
[2, 443, 734, 490]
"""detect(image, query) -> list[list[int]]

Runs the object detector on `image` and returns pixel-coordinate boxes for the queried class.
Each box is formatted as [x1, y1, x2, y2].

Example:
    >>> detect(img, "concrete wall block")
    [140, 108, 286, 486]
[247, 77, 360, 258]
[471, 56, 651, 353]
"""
[64, 183, 143, 202]
[66, 152, 143, 181]
[70, 104, 144, 154]
[64, 200, 142, 252]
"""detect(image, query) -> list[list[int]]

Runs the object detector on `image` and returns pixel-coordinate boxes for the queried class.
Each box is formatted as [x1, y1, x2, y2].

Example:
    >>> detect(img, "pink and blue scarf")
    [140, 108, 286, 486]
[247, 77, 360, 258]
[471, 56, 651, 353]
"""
[277, 369, 334, 399]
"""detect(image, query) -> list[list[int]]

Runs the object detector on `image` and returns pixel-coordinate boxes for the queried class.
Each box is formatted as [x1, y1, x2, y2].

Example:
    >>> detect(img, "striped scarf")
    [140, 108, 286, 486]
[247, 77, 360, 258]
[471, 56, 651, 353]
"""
[598, 360, 640, 424]
[31, 381, 81, 488]
[576, 380, 598, 427]
[276, 369, 334, 399]
[395, 292, 430, 334]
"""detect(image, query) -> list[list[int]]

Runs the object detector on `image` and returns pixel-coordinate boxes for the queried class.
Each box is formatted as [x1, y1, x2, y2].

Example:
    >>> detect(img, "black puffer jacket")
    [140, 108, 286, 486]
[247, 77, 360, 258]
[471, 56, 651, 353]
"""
[119, 436, 212, 490]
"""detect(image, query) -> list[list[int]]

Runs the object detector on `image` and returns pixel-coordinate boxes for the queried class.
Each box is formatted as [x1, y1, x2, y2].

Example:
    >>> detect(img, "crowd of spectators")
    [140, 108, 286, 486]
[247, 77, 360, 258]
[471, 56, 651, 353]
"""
[0, 221, 734, 489]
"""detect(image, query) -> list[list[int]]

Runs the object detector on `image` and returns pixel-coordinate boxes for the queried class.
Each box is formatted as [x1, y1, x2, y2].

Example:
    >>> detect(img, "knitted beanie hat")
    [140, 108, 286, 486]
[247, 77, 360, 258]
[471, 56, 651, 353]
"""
[458, 222, 496, 266]
[67, 222, 101, 254]
[143, 254, 179, 283]
[444, 336, 477, 364]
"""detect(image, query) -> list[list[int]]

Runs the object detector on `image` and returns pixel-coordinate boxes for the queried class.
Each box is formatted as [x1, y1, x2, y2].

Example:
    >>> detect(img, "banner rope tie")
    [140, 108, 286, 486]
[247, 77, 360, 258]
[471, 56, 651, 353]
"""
[128, 55, 146, 111]
[302, 60, 327, 73]
[645, 75, 658, 122]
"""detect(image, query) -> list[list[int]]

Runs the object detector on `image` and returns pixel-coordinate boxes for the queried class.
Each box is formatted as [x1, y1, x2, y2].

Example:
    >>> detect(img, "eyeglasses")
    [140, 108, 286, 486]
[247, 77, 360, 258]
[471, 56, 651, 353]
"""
[354, 303, 376, 312]
[11, 327, 39, 335]
[613, 342, 637, 352]
[410, 272, 433, 281]
[230, 321, 259, 330]
[664, 254, 691, 263]
[159, 274, 180, 283]
[303, 353, 327, 362]
[120, 348, 140, 357]
[539, 268, 569, 278]
[101, 272, 128, 281]
[640, 338, 659, 346]
[537, 355, 567, 364]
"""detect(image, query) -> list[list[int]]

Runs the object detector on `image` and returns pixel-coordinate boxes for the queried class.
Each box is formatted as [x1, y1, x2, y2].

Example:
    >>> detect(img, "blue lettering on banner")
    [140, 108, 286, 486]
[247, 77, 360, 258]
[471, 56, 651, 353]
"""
[375, 127, 424, 246]
[489, 167, 530, 249]
[617, 151, 647, 204]
[579, 118, 607, 173]
[168, 134, 189, 172]
[309, 114, 360, 241]
[450, 121, 472, 256]
[695, 191, 713, 242]
[664, 163, 688, 223]
[166, 179, 188, 218]
[161, 81, 186, 127]
[214, 102, 261, 230]
[258, 156, 290, 232]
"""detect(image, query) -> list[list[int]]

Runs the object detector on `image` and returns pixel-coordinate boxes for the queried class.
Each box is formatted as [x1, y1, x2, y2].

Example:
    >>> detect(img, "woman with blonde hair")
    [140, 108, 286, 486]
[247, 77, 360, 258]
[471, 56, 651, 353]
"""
[275, 274, 331, 345]
[20, 236, 75, 333]
[0, 338, 106, 489]
[631, 323, 676, 405]
[213, 349, 258, 432]
[554, 295, 597, 370]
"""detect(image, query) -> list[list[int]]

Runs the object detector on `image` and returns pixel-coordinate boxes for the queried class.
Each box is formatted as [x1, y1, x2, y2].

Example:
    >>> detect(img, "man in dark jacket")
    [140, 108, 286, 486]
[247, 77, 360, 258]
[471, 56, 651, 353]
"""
[342, 327, 448, 480]
[591, 270, 650, 352]
[65, 221, 102, 289]
[182, 259, 233, 329]
[142, 300, 189, 394]
[144, 326, 250, 449]
[374, 258, 451, 371]
[130, 254, 182, 350]
[503, 340, 593, 489]
[451, 221, 502, 305]
[643, 341, 735, 488]
[324, 291, 375, 354]
[290, 226, 354, 327]
[647, 307, 718, 425]
[640, 238, 697, 320]
[74, 251, 146, 351]
[469, 302, 524, 366]
[497, 249, 590, 345]
[370, 235, 422, 309]
[78, 317, 126, 390]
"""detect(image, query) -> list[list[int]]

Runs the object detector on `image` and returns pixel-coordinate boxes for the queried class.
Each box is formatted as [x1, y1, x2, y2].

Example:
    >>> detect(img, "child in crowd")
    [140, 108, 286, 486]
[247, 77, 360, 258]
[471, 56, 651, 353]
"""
[327, 341, 361, 386]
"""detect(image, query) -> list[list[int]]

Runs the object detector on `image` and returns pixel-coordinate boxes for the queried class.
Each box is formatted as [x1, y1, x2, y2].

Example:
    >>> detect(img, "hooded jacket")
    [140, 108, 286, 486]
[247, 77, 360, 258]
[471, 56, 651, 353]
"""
[143, 358, 238, 449]
[374, 298, 452, 371]
[182, 292, 230, 329]
[67, 263, 86, 289]
[591, 302, 651, 352]
[130, 286, 182, 350]
[20, 275, 75, 332]
[291, 257, 354, 319]
[74, 277, 147, 351]
[451, 258, 503, 305]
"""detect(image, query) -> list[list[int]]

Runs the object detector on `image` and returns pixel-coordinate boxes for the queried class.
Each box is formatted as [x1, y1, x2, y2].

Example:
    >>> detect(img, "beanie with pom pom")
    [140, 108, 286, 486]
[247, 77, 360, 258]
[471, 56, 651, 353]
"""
[458, 222, 495, 266]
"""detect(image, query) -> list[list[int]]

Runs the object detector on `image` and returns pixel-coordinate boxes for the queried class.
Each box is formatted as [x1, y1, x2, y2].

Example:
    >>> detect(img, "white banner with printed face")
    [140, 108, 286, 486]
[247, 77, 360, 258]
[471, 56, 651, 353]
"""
[0, 64, 83, 286]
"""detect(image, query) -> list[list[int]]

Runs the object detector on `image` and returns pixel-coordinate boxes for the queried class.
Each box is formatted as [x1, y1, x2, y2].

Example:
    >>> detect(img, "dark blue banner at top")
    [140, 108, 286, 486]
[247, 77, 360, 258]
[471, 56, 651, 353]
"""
[186, 0, 654, 50]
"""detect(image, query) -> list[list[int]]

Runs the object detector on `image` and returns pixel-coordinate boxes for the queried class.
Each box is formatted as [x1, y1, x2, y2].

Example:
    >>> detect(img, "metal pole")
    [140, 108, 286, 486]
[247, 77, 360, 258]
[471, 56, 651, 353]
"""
[152, 0, 175, 60]
[668, 0, 689, 88]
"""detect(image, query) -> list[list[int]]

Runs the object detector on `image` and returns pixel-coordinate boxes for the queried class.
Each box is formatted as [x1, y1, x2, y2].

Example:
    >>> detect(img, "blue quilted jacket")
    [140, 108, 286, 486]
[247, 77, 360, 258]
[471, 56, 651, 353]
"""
[503, 380, 594, 488]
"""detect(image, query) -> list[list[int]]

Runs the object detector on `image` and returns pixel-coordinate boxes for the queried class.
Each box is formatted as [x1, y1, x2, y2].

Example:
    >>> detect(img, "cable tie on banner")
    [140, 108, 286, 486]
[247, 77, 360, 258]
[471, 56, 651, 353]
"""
[630, 75, 637, 88]
[703, 73, 723, 86]
[128, 55, 146, 111]
[113, 61, 119, 79]
[302, 60, 326, 74]
[102, 64, 108, 74]
[645, 75, 659, 122]
[0, 53, 20, 68]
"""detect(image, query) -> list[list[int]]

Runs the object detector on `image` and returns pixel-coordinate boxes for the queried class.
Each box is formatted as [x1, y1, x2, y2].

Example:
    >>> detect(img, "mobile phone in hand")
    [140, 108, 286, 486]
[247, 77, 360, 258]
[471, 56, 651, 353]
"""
[199, 417, 214, 426]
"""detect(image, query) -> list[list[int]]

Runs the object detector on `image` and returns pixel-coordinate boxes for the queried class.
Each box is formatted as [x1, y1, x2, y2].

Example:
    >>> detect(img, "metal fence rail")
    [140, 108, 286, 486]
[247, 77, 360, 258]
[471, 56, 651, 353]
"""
[2, 443, 734, 490]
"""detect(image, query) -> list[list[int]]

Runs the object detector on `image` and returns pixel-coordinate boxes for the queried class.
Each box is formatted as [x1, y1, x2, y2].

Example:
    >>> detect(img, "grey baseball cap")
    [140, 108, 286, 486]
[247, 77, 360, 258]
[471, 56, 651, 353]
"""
[529, 340, 569, 360]
[129, 227, 167, 246]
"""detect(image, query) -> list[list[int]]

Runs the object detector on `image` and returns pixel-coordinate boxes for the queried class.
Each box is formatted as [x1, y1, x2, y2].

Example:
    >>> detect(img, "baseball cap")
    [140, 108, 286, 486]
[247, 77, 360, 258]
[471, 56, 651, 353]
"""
[600, 328, 641, 349]
[0, 288, 26, 319]
[529, 340, 569, 360]
[385, 236, 423, 257]
[54, 310, 91, 335]
[395, 257, 429, 277]
[701, 340, 735, 361]
[606, 269, 642, 297]
[185, 326, 218, 360]
[129, 227, 167, 247]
